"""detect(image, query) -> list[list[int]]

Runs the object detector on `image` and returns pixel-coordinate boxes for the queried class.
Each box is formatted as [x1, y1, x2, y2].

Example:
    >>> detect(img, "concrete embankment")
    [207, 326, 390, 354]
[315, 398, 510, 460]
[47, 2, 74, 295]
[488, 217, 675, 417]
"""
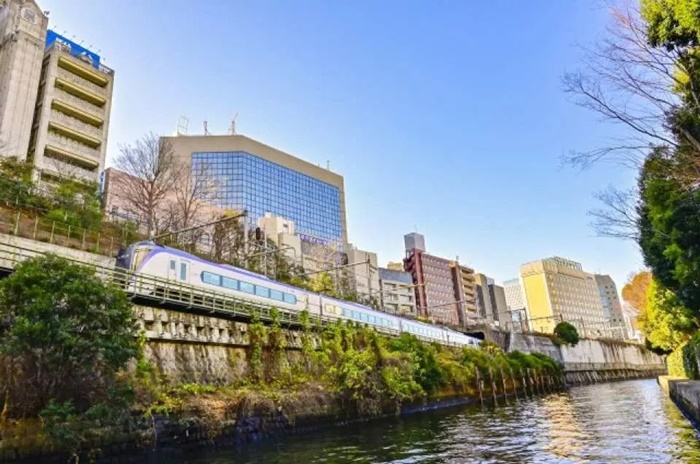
[507, 333, 667, 385]
[660, 376, 700, 428]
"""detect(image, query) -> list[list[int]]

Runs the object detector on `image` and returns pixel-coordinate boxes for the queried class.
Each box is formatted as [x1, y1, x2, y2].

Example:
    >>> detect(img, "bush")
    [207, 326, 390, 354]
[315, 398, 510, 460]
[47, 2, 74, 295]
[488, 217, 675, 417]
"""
[0, 254, 138, 418]
[667, 346, 687, 378]
[682, 333, 700, 380]
[554, 321, 580, 346]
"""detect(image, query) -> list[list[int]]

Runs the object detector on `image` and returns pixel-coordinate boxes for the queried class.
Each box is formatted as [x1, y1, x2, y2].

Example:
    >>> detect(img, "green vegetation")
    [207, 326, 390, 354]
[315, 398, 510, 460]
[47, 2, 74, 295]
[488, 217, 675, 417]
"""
[0, 157, 104, 231]
[569, 0, 700, 369]
[0, 254, 138, 420]
[553, 322, 580, 346]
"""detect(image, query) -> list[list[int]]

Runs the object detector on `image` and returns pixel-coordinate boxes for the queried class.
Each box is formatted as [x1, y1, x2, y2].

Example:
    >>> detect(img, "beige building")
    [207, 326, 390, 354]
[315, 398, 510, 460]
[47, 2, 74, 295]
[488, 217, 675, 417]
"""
[29, 30, 114, 184]
[345, 245, 379, 301]
[161, 134, 348, 246]
[378, 267, 417, 316]
[0, 0, 48, 159]
[452, 263, 478, 321]
[520, 257, 607, 335]
[595, 274, 627, 339]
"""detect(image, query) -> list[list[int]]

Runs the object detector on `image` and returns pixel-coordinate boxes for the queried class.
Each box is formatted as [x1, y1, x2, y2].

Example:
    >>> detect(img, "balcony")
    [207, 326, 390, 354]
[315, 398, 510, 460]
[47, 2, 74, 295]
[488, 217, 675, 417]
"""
[56, 67, 108, 97]
[49, 111, 103, 144]
[40, 156, 97, 183]
[55, 75, 106, 107]
[53, 89, 105, 121]
[57, 54, 110, 81]
[45, 132, 101, 168]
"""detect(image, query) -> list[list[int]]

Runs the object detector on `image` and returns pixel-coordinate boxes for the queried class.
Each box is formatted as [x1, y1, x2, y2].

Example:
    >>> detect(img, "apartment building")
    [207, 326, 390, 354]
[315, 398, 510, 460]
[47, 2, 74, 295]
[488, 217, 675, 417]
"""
[378, 267, 417, 316]
[29, 30, 114, 184]
[520, 257, 607, 334]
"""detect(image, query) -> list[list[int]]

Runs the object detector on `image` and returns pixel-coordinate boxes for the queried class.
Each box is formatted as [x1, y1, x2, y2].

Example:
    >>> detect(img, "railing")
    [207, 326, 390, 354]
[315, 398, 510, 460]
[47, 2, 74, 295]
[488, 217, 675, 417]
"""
[0, 222, 473, 347]
[50, 110, 103, 139]
[57, 68, 109, 96]
[0, 239, 387, 334]
[0, 208, 128, 257]
[46, 132, 101, 162]
[54, 89, 105, 116]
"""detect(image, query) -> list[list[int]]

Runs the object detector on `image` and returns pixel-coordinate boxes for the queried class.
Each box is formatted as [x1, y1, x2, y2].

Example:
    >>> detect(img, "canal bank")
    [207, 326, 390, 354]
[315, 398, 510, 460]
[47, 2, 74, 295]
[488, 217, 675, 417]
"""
[659, 376, 700, 430]
[143, 380, 700, 464]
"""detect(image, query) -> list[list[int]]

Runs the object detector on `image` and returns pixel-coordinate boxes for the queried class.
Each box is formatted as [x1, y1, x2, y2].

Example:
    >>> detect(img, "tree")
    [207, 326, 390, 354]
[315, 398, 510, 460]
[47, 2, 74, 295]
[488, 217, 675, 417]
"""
[563, 2, 700, 240]
[554, 321, 580, 345]
[621, 270, 653, 313]
[44, 180, 103, 230]
[0, 254, 138, 419]
[638, 151, 700, 312]
[210, 210, 247, 265]
[638, 277, 697, 351]
[113, 132, 181, 237]
[161, 159, 219, 249]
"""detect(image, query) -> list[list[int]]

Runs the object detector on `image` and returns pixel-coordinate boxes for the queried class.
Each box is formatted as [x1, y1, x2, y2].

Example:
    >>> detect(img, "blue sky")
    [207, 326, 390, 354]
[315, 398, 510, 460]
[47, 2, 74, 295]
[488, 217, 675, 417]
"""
[40, 0, 643, 287]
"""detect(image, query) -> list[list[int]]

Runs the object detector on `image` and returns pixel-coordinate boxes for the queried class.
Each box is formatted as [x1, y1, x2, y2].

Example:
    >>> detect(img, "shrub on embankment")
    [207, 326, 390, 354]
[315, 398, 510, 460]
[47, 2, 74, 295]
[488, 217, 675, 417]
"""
[668, 333, 700, 379]
[0, 255, 562, 460]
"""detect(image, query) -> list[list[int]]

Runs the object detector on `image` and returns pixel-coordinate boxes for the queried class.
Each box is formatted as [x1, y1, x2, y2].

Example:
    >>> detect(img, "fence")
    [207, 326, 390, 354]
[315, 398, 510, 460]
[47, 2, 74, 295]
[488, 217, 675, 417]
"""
[0, 207, 139, 258]
[0, 241, 478, 347]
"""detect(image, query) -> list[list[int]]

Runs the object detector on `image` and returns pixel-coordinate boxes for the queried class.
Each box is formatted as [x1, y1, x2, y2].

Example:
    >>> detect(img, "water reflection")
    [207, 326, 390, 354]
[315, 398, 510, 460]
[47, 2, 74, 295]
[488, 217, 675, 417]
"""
[154, 380, 700, 464]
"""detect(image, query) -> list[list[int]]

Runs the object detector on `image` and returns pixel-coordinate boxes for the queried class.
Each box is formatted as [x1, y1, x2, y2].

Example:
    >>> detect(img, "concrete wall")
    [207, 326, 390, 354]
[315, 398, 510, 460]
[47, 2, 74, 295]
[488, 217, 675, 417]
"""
[559, 338, 664, 372]
[0, 232, 115, 269]
[508, 333, 665, 372]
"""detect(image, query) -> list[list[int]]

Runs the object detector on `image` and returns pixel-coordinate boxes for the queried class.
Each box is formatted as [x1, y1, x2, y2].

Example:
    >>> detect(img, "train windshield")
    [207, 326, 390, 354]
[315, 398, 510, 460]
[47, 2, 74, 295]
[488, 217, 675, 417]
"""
[132, 247, 151, 271]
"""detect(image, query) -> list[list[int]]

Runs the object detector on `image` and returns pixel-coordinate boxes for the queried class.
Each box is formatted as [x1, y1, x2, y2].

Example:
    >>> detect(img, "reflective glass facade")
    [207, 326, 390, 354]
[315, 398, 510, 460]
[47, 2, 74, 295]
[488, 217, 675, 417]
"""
[192, 151, 343, 243]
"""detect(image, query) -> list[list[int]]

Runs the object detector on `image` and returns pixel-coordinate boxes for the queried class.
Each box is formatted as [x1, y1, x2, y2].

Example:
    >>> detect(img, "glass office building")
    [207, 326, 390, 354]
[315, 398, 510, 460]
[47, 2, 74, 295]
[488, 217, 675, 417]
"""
[192, 150, 344, 243]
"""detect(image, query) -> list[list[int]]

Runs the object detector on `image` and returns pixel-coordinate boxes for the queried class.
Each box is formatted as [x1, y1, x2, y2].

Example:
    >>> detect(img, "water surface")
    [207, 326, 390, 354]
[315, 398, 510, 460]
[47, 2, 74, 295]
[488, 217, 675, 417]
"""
[157, 380, 700, 463]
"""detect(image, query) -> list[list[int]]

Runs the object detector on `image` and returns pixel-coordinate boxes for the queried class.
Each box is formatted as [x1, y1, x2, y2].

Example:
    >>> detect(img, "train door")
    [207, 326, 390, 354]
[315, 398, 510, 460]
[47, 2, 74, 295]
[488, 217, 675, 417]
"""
[167, 258, 191, 283]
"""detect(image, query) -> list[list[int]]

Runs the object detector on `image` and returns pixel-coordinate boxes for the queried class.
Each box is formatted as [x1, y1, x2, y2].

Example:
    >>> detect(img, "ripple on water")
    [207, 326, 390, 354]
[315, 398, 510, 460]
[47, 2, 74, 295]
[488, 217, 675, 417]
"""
[157, 380, 700, 464]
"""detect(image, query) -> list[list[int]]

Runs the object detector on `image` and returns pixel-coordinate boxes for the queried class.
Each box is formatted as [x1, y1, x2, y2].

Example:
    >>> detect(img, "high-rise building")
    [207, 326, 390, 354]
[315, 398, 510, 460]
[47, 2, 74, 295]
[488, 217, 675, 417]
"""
[489, 282, 508, 325]
[504, 278, 525, 312]
[30, 30, 114, 184]
[164, 134, 347, 245]
[403, 233, 477, 327]
[0, 0, 48, 159]
[451, 262, 478, 321]
[594, 274, 627, 339]
[474, 273, 495, 321]
[520, 257, 607, 334]
[504, 277, 528, 330]
[378, 267, 417, 316]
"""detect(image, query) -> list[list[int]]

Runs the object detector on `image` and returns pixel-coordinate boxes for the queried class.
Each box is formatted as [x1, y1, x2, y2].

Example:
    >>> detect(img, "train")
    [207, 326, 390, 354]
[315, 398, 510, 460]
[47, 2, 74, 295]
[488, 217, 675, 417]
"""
[116, 241, 481, 348]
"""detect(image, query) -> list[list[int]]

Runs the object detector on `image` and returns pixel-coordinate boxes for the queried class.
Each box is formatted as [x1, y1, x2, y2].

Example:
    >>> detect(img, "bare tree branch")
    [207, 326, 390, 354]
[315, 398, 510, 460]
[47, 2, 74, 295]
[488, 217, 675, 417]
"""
[562, 2, 700, 169]
[113, 132, 180, 237]
[589, 186, 640, 240]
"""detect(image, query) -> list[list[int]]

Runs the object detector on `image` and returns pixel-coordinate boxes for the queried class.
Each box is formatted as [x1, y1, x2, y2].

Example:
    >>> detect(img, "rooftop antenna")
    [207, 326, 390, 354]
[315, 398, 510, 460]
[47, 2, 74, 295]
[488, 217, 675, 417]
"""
[203, 120, 210, 136]
[228, 113, 238, 135]
[326, 160, 330, 170]
[176, 115, 189, 135]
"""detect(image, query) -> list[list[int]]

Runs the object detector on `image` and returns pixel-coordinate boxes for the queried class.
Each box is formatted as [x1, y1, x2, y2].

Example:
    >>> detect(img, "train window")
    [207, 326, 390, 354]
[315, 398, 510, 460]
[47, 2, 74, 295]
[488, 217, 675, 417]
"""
[169, 260, 176, 271]
[255, 286, 270, 298]
[222, 277, 238, 290]
[239, 281, 254, 294]
[180, 263, 187, 280]
[283, 293, 297, 304]
[201, 272, 220, 286]
[342, 308, 348, 317]
[369, 316, 376, 324]
[270, 290, 284, 301]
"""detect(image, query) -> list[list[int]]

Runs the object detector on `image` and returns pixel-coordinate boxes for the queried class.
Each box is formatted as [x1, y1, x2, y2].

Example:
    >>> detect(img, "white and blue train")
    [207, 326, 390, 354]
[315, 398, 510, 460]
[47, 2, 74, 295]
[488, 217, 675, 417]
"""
[116, 241, 481, 348]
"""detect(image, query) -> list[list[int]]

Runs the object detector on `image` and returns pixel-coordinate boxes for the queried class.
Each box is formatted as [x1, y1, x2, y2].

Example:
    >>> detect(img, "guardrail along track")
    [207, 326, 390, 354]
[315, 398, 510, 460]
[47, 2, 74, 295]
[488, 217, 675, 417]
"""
[0, 241, 474, 346]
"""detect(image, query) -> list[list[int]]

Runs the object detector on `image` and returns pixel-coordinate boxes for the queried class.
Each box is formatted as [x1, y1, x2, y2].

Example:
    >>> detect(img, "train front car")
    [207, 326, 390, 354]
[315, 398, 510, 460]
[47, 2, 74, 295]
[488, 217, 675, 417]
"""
[115, 241, 159, 294]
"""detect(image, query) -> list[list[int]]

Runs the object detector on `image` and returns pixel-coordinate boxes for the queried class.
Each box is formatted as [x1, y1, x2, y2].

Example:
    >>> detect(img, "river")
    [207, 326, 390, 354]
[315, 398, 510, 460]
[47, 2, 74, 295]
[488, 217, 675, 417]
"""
[155, 379, 700, 463]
